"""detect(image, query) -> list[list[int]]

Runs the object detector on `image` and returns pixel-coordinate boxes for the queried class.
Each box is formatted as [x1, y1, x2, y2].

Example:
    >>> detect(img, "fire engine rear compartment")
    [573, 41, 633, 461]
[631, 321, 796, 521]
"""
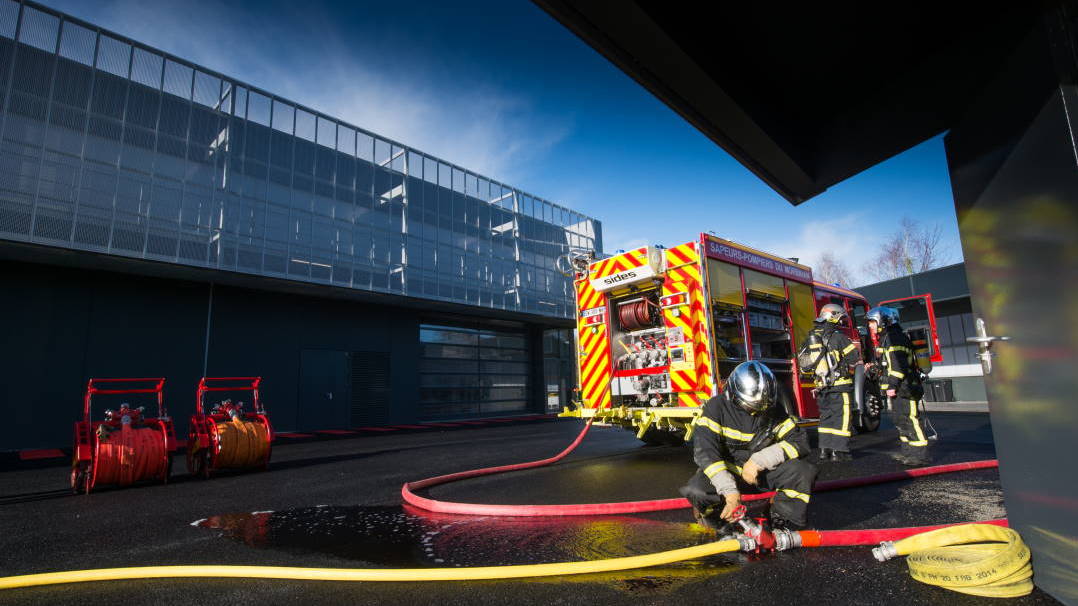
[567, 235, 826, 440]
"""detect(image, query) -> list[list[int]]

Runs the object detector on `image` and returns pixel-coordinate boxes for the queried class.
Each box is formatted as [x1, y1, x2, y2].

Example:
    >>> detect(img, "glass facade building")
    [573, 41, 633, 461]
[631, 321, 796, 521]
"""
[0, 0, 601, 319]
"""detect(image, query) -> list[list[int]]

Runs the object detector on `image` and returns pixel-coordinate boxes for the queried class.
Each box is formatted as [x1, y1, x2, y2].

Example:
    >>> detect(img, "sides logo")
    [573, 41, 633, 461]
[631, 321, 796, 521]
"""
[602, 271, 637, 286]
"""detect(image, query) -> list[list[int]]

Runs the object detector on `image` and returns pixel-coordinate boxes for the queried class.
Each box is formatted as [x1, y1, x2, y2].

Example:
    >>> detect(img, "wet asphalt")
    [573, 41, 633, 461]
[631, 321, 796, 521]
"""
[0, 412, 1062, 605]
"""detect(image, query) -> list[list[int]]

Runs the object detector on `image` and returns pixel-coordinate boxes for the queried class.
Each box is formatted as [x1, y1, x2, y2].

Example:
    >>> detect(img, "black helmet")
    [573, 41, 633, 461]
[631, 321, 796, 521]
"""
[725, 361, 778, 415]
[866, 307, 900, 331]
[817, 303, 846, 324]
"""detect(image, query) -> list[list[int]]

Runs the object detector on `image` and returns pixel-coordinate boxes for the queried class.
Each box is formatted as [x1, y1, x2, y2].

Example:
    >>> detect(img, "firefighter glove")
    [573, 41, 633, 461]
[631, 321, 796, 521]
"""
[720, 492, 742, 521]
[741, 459, 763, 485]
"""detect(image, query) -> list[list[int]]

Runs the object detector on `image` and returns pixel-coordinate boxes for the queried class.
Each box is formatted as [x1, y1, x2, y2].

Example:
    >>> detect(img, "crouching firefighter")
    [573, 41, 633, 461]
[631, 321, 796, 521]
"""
[680, 361, 819, 531]
[797, 303, 861, 461]
[866, 307, 931, 466]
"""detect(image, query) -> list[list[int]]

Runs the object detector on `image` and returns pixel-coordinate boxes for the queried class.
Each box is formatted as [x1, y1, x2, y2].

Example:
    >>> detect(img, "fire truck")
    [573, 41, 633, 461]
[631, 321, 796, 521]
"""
[560, 233, 941, 444]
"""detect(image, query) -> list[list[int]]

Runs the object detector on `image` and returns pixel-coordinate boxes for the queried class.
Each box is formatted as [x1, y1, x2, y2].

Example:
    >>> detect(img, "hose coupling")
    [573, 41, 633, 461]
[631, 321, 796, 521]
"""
[737, 536, 757, 552]
[872, 541, 898, 562]
[772, 529, 803, 551]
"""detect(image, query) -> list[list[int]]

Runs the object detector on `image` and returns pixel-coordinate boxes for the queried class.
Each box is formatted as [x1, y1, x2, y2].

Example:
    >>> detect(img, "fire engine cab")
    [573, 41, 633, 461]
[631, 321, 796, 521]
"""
[561, 233, 940, 444]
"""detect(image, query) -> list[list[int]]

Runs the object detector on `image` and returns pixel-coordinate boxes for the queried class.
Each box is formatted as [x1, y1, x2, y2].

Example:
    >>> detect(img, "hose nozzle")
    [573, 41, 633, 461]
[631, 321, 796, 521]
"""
[872, 541, 897, 562]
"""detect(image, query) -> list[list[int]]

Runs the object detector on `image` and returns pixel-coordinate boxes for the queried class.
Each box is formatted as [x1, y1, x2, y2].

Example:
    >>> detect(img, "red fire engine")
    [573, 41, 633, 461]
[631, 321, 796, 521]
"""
[561, 234, 940, 444]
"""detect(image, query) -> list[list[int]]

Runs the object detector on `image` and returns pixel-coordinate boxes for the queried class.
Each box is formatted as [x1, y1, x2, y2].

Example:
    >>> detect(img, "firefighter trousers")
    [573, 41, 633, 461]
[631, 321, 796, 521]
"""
[891, 397, 930, 462]
[817, 389, 853, 452]
[680, 458, 818, 527]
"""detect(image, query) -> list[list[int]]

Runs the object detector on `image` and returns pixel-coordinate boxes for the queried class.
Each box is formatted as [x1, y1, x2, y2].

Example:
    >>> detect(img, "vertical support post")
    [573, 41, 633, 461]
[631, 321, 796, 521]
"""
[202, 281, 214, 376]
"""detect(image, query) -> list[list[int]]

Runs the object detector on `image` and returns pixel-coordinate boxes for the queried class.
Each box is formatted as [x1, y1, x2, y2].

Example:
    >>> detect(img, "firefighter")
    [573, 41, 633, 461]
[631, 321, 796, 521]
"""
[680, 361, 818, 531]
[866, 307, 930, 466]
[797, 303, 861, 461]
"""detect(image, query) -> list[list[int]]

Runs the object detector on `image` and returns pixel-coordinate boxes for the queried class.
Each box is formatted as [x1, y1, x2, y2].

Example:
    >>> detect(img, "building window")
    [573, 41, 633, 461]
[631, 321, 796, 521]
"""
[419, 324, 530, 419]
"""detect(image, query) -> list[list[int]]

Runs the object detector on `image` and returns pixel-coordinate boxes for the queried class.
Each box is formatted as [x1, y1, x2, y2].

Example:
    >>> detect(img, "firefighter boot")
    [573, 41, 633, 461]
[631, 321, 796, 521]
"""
[898, 444, 930, 467]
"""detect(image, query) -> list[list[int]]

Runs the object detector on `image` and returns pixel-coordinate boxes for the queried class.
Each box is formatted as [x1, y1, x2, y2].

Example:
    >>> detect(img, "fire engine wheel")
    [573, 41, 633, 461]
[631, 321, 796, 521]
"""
[70, 462, 90, 495]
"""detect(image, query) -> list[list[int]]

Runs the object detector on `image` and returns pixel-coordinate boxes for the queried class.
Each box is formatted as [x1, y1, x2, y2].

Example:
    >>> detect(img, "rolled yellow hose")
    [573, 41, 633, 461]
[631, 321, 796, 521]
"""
[892, 524, 1033, 598]
[0, 539, 742, 590]
[213, 418, 270, 468]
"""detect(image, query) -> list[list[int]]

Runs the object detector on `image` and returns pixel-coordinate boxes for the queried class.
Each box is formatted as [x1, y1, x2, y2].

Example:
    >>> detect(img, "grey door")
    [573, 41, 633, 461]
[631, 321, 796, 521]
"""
[946, 83, 1078, 602]
[298, 350, 351, 431]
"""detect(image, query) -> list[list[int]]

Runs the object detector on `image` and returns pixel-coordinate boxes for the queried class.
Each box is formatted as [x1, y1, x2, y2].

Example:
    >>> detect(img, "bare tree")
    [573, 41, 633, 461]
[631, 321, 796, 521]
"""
[861, 217, 948, 281]
[815, 251, 856, 287]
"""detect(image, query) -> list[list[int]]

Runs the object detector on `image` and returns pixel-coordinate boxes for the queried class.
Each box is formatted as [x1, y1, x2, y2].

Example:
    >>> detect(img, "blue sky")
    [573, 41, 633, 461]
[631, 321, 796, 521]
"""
[45, 0, 963, 286]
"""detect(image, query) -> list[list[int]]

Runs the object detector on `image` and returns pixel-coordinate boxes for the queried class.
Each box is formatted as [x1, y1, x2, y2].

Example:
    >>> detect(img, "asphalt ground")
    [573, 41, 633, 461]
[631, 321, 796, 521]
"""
[0, 412, 1061, 605]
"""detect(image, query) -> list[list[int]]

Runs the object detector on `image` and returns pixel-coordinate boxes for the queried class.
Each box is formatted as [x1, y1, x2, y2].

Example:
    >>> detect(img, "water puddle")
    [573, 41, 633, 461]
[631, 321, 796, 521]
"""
[196, 504, 740, 592]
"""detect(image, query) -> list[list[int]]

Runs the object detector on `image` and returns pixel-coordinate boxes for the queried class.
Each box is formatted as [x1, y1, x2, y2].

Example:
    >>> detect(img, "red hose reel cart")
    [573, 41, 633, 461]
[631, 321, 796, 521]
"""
[71, 378, 178, 494]
[186, 377, 273, 479]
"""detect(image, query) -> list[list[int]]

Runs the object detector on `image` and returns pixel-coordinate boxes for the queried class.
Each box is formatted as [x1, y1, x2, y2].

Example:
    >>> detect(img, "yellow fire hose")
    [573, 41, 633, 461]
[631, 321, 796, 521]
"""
[0, 523, 1034, 595]
[876, 524, 1033, 598]
[0, 539, 743, 589]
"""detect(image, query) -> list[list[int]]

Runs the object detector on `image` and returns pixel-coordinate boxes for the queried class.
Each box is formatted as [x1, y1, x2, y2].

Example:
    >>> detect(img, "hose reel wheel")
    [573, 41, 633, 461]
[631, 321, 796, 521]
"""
[186, 440, 211, 480]
[70, 462, 90, 495]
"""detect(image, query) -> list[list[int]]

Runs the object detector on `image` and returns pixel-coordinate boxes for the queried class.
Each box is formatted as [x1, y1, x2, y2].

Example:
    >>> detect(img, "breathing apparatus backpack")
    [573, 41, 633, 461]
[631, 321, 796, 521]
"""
[906, 327, 934, 375]
[797, 324, 843, 387]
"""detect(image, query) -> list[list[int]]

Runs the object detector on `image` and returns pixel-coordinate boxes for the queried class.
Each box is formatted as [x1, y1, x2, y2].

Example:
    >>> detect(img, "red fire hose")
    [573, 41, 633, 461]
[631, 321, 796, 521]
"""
[618, 299, 656, 331]
[804, 518, 1009, 547]
[401, 420, 1000, 516]
[92, 425, 169, 488]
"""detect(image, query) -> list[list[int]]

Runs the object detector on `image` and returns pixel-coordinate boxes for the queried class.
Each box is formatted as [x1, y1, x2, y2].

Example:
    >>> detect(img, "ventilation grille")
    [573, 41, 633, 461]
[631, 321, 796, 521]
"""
[350, 351, 390, 427]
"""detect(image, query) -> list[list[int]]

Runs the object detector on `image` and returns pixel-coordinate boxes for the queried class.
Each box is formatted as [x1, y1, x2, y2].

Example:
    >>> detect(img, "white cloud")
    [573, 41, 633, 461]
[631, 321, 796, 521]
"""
[57, 0, 572, 185]
[752, 212, 875, 286]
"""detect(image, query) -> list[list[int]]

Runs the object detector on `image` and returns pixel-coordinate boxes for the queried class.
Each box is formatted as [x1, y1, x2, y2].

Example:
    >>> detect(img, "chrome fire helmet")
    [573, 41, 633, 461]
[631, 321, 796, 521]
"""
[817, 303, 847, 324]
[725, 361, 778, 415]
[865, 306, 900, 331]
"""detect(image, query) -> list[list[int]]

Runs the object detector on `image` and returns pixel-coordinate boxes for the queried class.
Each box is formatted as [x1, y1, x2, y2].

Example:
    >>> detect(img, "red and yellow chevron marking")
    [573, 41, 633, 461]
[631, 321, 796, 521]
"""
[660, 242, 714, 404]
[677, 391, 709, 407]
[588, 247, 650, 280]
[665, 242, 697, 269]
[575, 277, 611, 410]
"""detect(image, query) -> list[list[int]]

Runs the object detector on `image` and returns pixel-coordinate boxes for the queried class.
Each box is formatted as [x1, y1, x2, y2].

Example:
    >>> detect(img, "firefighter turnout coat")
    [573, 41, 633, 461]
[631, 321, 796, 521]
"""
[689, 392, 817, 525]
